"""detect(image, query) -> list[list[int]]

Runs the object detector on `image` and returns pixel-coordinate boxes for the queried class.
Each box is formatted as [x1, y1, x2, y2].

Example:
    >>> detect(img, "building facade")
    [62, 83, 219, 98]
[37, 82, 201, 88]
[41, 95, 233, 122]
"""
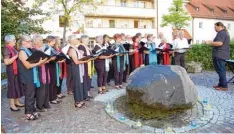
[185, 0, 234, 44]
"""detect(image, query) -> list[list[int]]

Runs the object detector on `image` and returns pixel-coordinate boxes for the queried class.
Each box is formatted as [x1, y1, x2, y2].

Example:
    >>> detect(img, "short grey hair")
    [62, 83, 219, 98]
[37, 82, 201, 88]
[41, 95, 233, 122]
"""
[67, 35, 77, 41]
[19, 35, 32, 46]
[32, 34, 43, 43]
[95, 35, 103, 42]
[4, 34, 16, 43]
[80, 35, 89, 40]
[161, 37, 167, 42]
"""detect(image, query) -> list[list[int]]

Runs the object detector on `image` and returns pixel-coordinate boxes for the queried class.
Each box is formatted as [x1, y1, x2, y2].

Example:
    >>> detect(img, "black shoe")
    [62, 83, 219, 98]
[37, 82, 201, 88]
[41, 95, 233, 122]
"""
[15, 104, 25, 107]
[88, 96, 94, 99]
[90, 85, 94, 88]
[36, 108, 48, 112]
[85, 98, 90, 101]
[10, 107, 20, 112]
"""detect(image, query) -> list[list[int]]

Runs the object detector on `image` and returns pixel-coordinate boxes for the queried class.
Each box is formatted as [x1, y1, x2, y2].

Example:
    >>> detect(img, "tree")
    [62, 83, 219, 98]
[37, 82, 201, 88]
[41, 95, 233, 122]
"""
[34, 0, 102, 45]
[160, 0, 191, 30]
[1, 0, 50, 46]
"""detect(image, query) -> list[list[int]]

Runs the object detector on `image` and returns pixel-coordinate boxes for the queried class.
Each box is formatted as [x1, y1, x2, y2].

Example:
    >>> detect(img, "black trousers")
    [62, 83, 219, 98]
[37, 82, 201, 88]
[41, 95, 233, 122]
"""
[95, 61, 108, 87]
[48, 63, 57, 101]
[22, 82, 36, 114]
[36, 83, 50, 109]
[66, 63, 72, 92]
[71, 64, 87, 102]
[213, 58, 228, 88]
[174, 52, 186, 68]
[123, 64, 129, 83]
[112, 60, 124, 86]
[57, 78, 63, 95]
[107, 63, 114, 83]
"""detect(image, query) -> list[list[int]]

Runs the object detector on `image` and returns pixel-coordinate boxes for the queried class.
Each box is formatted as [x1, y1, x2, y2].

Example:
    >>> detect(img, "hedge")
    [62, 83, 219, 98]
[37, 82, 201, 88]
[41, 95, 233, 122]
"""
[186, 40, 234, 71]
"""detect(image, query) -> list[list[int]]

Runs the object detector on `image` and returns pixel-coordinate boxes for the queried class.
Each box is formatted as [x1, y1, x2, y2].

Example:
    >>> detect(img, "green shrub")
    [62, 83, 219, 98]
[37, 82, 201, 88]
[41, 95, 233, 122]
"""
[186, 40, 234, 71]
[1, 72, 7, 80]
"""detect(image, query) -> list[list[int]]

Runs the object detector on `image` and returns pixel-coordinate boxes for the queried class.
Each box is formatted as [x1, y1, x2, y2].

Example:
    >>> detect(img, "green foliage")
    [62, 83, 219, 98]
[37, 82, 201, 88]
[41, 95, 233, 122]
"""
[33, 0, 102, 43]
[186, 41, 234, 70]
[1, 0, 50, 46]
[1, 72, 7, 80]
[160, 0, 191, 29]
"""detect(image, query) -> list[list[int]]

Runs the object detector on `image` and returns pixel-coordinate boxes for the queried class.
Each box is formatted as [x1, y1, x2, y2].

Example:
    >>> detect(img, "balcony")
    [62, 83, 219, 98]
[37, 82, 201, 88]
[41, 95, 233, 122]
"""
[85, 5, 156, 19]
[84, 28, 156, 37]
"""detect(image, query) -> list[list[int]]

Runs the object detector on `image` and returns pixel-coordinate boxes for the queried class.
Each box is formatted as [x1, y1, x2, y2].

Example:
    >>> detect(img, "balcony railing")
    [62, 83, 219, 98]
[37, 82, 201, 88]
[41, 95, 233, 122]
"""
[102, 2, 154, 9]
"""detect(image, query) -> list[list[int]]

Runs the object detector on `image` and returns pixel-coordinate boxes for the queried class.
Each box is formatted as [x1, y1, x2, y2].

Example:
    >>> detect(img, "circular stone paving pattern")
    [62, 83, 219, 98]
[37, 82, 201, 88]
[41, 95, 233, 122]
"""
[101, 85, 232, 133]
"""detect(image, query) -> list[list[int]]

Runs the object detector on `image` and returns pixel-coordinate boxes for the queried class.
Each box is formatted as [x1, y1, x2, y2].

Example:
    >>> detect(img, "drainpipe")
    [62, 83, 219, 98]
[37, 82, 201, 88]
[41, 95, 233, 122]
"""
[156, 0, 158, 36]
[192, 17, 194, 45]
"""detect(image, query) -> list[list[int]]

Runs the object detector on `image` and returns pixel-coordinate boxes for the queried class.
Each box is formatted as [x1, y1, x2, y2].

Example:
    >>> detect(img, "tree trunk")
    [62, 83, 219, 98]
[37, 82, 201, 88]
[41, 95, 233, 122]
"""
[62, 18, 68, 47]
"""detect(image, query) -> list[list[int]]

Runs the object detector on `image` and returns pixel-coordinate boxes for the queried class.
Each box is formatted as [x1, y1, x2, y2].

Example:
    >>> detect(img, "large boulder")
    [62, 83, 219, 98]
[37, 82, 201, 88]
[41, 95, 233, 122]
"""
[126, 65, 197, 110]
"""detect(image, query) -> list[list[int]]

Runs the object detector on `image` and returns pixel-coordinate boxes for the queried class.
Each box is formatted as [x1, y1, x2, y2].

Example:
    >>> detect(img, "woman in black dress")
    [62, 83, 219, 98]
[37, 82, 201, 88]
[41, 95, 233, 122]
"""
[93, 35, 114, 94]
[112, 34, 128, 89]
[78, 35, 94, 99]
[18, 35, 47, 120]
[3, 34, 24, 111]
[67, 35, 91, 108]
[45, 36, 61, 104]
[54, 36, 66, 99]
[32, 35, 50, 112]
[103, 35, 114, 85]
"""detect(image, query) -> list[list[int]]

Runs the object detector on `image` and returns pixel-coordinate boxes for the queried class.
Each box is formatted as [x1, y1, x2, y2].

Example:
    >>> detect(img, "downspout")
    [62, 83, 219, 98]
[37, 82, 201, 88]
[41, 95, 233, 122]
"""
[156, 0, 158, 36]
[192, 17, 194, 45]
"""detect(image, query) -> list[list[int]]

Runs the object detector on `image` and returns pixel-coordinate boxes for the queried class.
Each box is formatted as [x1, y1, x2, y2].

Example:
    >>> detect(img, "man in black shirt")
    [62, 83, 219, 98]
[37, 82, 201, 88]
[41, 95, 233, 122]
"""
[205, 22, 230, 91]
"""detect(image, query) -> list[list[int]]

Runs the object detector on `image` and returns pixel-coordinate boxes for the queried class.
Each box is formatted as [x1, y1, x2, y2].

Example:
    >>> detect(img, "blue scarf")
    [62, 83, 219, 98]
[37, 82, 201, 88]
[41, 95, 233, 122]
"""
[114, 43, 129, 72]
[20, 46, 40, 88]
[56, 63, 60, 87]
[146, 42, 157, 65]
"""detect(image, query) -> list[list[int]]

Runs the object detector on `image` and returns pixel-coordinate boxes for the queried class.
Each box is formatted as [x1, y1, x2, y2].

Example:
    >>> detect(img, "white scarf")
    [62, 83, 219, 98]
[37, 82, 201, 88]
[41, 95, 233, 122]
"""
[70, 45, 84, 83]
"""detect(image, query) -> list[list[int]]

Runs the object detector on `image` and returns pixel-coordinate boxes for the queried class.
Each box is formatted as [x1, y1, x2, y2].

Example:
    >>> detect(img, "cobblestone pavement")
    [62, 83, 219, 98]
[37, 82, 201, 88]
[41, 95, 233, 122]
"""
[1, 71, 234, 133]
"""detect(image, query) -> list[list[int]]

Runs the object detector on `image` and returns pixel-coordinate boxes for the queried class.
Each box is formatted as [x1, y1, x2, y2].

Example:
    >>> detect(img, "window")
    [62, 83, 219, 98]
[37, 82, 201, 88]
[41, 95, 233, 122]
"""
[196, 7, 199, 11]
[134, 20, 139, 28]
[88, 40, 95, 49]
[211, 9, 214, 13]
[119, 20, 128, 28]
[134, 1, 145, 8]
[121, 0, 127, 7]
[196, 40, 199, 44]
[94, 19, 102, 28]
[109, 20, 115, 28]
[199, 22, 203, 28]
[107, 0, 115, 5]
[227, 23, 231, 30]
[86, 20, 93, 28]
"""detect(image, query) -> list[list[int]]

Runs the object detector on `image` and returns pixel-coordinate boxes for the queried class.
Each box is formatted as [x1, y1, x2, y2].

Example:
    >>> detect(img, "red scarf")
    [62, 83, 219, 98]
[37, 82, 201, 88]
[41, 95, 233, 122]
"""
[6, 44, 18, 74]
[56, 48, 67, 78]
[163, 43, 170, 65]
[133, 42, 143, 68]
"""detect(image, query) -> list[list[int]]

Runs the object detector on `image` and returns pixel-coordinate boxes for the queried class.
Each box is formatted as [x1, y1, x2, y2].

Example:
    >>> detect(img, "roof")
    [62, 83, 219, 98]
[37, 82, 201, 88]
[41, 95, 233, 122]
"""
[185, 0, 234, 20]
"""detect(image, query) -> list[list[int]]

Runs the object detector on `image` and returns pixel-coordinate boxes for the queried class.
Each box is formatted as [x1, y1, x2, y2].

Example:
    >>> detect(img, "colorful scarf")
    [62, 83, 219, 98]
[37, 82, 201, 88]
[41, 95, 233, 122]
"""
[146, 42, 157, 65]
[70, 45, 85, 83]
[33, 46, 50, 84]
[6, 45, 18, 74]
[114, 43, 128, 72]
[20, 46, 40, 88]
[82, 45, 94, 78]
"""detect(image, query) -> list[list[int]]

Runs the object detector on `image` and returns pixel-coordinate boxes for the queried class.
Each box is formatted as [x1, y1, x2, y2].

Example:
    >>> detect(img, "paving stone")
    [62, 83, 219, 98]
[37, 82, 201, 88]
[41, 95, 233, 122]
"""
[1, 71, 234, 133]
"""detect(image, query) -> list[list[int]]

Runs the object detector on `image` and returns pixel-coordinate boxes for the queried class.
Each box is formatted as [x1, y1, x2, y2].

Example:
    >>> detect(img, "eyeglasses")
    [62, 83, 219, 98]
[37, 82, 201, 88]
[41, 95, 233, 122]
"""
[25, 40, 32, 43]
